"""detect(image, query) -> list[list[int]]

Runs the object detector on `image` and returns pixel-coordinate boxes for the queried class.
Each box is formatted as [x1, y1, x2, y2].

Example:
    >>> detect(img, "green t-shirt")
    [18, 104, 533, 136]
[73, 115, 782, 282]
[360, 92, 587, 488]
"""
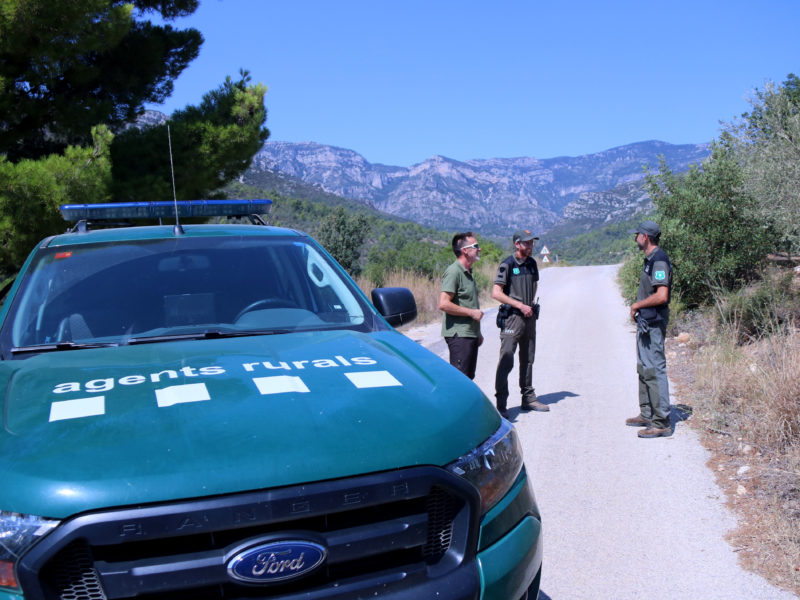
[441, 260, 480, 338]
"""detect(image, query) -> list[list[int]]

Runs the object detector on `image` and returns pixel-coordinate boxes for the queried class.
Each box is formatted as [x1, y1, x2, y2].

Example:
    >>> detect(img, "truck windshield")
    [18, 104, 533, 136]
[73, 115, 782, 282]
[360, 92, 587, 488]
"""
[1, 235, 375, 354]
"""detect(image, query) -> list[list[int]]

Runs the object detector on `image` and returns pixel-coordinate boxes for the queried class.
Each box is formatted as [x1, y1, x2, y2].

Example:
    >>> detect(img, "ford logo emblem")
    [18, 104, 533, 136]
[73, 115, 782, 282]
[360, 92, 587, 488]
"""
[227, 540, 327, 584]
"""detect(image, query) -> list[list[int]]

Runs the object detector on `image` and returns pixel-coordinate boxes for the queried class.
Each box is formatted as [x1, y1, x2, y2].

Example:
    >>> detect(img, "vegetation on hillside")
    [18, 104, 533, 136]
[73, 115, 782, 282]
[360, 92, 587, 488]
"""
[548, 218, 644, 266]
[226, 182, 505, 288]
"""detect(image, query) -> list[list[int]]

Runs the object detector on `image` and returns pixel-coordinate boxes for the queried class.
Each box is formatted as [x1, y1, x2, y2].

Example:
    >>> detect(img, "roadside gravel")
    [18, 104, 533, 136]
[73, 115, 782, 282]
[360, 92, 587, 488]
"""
[404, 264, 797, 600]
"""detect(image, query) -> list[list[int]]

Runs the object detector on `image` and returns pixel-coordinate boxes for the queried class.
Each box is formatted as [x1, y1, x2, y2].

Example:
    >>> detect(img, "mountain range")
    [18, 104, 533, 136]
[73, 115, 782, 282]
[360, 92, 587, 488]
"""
[242, 140, 711, 240]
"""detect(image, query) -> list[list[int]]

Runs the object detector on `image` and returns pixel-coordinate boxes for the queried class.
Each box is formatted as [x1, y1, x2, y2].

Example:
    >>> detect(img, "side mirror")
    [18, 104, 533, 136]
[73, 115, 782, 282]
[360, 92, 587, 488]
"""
[371, 287, 417, 327]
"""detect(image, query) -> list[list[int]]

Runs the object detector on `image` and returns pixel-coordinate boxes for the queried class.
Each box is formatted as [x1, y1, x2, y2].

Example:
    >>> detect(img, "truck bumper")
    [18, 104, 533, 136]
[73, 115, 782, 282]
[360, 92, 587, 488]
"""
[476, 467, 543, 599]
[479, 515, 543, 599]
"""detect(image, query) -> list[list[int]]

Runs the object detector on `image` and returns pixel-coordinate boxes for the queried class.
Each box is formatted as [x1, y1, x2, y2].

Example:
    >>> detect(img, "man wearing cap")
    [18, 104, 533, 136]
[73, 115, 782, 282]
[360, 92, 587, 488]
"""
[439, 232, 484, 379]
[626, 220, 674, 438]
[492, 229, 548, 418]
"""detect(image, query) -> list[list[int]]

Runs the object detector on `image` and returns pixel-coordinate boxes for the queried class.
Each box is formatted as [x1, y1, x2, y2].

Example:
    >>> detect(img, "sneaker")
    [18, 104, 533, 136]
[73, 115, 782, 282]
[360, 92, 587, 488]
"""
[638, 427, 672, 438]
[625, 415, 652, 427]
[521, 401, 549, 412]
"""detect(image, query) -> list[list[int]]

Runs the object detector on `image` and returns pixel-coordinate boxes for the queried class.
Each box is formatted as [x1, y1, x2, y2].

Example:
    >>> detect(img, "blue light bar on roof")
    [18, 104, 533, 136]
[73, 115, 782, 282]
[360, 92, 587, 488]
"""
[59, 200, 273, 222]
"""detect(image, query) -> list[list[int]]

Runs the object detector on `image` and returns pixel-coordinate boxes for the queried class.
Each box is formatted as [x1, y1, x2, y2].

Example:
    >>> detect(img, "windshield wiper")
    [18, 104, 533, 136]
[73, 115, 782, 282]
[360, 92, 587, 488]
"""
[127, 329, 291, 345]
[10, 341, 119, 354]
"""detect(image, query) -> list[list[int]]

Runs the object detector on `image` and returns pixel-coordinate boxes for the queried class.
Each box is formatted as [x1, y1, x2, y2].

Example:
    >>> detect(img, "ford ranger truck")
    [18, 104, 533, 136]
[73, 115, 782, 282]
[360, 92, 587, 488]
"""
[0, 200, 542, 600]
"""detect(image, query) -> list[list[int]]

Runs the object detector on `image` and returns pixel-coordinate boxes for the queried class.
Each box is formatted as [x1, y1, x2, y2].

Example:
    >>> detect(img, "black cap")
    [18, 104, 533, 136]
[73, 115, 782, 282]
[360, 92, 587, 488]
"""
[513, 229, 539, 243]
[630, 220, 661, 238]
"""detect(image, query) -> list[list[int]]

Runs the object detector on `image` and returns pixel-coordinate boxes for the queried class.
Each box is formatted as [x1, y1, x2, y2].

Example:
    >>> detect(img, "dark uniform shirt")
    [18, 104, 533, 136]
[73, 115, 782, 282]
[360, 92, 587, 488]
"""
[637, 247, 672, 323]
[494, 255, 539, 307]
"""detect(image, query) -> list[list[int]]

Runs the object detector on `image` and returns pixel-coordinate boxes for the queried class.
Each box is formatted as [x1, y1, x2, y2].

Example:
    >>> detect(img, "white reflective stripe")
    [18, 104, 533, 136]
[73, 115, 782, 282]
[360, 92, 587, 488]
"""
[253, 375, 310, 395]
[344, 370, 402, 389]
[155, 383, 210, 407]
[49, 396, 105, 422]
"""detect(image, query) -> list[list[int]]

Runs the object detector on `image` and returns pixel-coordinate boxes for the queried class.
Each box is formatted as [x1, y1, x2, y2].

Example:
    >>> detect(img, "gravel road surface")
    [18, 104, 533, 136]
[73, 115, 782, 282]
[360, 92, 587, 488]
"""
[405, 264, 796, 600]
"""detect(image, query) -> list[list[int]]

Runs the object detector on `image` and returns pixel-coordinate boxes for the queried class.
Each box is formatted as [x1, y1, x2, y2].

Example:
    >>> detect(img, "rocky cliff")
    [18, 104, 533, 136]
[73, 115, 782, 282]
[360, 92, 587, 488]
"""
[246, 140, 709, 238]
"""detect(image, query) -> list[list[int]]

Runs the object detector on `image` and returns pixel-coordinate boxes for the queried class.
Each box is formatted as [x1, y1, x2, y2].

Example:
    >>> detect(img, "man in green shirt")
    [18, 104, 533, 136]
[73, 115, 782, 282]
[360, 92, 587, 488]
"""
[439, 232, 484, 379]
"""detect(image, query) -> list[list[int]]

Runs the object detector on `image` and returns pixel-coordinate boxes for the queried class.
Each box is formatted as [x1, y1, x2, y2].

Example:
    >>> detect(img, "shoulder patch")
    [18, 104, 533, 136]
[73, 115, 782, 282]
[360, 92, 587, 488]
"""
[654, 270, 666, 281]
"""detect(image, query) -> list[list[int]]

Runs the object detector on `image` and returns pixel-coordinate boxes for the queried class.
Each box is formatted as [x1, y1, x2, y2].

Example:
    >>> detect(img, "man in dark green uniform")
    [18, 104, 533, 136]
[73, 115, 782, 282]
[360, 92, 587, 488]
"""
[492, 229, 547, 418]
[439, 232, 483, 379]
[626, 220, 673, 438]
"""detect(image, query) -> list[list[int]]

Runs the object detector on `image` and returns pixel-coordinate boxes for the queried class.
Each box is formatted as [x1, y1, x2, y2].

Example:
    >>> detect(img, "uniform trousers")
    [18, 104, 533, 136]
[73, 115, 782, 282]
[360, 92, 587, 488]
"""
[636, 323, 671, 429]
[445, 334, 480, 380]
[495, 313, 536, 410]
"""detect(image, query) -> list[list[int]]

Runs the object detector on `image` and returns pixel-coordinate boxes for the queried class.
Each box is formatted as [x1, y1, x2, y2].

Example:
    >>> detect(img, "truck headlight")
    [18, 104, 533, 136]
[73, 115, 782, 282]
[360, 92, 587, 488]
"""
[445, 419, 524, 514]
[0, 511, 59, 591]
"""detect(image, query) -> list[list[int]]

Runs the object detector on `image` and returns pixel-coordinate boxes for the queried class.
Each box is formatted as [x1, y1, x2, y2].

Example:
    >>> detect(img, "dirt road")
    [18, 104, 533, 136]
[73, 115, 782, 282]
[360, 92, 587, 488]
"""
[405, 264, 796, 600]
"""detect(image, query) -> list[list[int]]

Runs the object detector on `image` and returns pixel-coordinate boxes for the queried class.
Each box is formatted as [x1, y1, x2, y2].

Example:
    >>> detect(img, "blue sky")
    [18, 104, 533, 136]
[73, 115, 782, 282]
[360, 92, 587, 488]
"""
[146, 0, 800, 167]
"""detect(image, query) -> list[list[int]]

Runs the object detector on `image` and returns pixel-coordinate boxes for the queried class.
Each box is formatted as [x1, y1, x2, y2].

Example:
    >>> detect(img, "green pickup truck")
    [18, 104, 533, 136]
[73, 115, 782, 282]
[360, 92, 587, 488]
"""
[0, 200, 542, 600]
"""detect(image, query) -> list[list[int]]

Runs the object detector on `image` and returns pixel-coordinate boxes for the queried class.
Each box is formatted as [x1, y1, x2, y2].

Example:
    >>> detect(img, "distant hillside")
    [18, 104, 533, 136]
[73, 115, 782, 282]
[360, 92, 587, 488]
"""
[238, 167, 411, 224]
[247, 140, 710, 241]
[138, 111, 692, 265]
[545, 218, 645, 265]
[541, 179, 654, 261]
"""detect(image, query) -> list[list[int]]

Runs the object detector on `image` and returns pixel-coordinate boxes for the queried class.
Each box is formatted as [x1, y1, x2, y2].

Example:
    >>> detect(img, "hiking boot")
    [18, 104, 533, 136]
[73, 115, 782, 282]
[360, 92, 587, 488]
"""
[625, 415, 652, 427]
[638, 426, 672, 438]
[521, 400, 549, 412]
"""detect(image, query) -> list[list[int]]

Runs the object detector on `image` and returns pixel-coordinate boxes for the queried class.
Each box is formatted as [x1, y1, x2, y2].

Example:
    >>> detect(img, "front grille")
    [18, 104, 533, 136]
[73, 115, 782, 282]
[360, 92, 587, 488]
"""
[423, 486, 458, 558]
[42, 541, 106, 600]
[20, 467, 478, 600]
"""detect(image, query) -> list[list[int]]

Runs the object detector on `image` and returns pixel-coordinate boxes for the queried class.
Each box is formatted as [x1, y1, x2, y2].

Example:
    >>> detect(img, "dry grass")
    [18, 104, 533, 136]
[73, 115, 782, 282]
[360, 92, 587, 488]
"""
[356, 261, 499, 325]
[356, 269, 441, 323]
[672, 317, 800, 593]
[697, 326, 800, 455]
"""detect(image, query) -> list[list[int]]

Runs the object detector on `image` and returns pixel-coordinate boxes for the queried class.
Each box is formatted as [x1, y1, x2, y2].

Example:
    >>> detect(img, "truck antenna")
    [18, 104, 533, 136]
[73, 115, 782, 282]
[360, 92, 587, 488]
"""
[167, 124, 184, 235]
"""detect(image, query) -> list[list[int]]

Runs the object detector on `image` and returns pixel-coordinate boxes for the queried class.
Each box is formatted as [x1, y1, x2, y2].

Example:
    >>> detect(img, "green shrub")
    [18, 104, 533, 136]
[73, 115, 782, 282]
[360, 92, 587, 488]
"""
[618, 249, 642, 305]
[715, 267, 800, 343]
[646, 143, 774, 307]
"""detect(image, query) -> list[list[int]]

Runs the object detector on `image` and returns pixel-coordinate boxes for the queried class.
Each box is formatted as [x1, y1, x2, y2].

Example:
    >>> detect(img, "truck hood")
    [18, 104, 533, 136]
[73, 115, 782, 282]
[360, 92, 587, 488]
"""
[0, 330, 498, 518]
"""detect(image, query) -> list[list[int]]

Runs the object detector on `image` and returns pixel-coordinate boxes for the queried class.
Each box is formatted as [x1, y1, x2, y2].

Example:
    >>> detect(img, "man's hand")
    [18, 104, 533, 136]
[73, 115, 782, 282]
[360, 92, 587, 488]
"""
[492, 283, 533, 318]
[630, 286, 668, 321]
[439, 291, 483, 322]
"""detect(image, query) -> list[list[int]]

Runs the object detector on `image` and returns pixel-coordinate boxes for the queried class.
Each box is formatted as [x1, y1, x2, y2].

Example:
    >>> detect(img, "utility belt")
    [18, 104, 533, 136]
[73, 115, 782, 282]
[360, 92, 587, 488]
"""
[496, 299, 540, 328]
[637, 306, 666, 324]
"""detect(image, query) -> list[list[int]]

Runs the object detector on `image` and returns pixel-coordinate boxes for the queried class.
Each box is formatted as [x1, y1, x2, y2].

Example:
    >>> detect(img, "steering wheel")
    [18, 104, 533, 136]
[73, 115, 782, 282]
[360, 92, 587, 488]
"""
[234, 298, 294, 322]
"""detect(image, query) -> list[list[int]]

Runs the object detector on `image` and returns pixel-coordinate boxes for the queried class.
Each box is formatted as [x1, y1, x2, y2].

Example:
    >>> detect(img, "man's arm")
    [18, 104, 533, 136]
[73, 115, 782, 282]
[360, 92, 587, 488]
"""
[630, 286, 669, 320]
[439, 291, 483, 321]
[492, 284, 533, 318]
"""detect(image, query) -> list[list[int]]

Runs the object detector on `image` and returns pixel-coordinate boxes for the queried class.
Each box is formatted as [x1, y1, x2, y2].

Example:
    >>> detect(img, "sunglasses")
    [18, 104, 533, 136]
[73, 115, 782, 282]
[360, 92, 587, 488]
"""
[462, 242, 481, 250]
